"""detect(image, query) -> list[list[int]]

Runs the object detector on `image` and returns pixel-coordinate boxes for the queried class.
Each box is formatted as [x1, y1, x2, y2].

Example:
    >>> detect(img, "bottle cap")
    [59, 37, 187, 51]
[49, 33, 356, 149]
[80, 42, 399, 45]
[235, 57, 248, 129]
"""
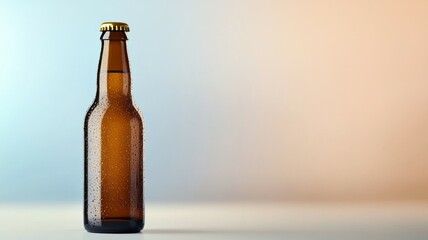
[100, 22, 130, 32]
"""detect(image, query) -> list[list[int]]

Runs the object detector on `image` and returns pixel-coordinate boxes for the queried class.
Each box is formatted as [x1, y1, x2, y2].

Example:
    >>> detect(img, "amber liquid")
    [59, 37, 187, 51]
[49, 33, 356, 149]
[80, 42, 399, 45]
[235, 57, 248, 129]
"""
[84, 31, 144, 233]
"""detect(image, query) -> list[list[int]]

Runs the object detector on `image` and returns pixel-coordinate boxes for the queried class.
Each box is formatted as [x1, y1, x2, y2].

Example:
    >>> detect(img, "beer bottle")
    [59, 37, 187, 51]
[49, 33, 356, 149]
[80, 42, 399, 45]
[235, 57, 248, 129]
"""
[84, 22, 144, 233]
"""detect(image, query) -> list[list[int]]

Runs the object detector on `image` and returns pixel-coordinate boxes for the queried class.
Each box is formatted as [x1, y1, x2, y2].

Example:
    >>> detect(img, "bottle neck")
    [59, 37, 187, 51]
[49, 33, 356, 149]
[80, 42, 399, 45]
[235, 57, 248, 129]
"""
[97, 31, 131, 103]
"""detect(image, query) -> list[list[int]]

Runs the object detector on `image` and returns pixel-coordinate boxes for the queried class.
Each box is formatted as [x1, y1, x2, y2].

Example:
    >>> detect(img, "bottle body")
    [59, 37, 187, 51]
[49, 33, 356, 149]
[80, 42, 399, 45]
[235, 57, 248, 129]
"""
[84, 25, 144, 233]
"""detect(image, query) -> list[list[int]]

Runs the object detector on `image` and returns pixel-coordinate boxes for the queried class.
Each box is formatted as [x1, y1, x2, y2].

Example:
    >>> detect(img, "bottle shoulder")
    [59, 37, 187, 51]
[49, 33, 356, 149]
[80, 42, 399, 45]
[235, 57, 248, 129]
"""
[85, 100, 143, 122]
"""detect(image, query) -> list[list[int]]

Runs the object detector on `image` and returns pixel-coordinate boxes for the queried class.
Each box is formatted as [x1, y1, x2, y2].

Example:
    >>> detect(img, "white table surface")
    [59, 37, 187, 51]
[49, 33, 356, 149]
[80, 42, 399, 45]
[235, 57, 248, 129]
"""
[1, 202, 428, 240]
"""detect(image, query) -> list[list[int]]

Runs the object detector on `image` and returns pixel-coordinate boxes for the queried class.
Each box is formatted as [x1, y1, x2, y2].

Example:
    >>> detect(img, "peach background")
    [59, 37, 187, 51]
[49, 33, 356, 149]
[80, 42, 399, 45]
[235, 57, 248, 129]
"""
[240, 0, 428, 201]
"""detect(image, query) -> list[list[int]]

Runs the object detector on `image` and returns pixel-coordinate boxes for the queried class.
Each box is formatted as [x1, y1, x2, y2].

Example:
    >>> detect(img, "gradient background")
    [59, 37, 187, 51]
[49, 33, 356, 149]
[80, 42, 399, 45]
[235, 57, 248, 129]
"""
[1, 0, 428, 203]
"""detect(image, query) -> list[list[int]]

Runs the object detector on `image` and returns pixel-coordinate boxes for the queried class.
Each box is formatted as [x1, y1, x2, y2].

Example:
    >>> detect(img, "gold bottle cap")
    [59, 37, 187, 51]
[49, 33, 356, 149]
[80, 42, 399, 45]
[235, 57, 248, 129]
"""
[100, 22, 130, 32]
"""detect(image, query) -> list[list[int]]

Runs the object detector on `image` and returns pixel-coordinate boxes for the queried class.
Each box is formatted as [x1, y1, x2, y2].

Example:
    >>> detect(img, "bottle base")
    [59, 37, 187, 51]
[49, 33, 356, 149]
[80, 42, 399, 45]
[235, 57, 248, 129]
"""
[85, 219, 144, 233]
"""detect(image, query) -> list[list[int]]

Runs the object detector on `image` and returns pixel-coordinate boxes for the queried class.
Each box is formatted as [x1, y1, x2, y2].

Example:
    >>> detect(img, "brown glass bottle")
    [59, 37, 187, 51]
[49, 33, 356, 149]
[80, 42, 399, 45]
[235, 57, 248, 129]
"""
[84, 22, 144, 233]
